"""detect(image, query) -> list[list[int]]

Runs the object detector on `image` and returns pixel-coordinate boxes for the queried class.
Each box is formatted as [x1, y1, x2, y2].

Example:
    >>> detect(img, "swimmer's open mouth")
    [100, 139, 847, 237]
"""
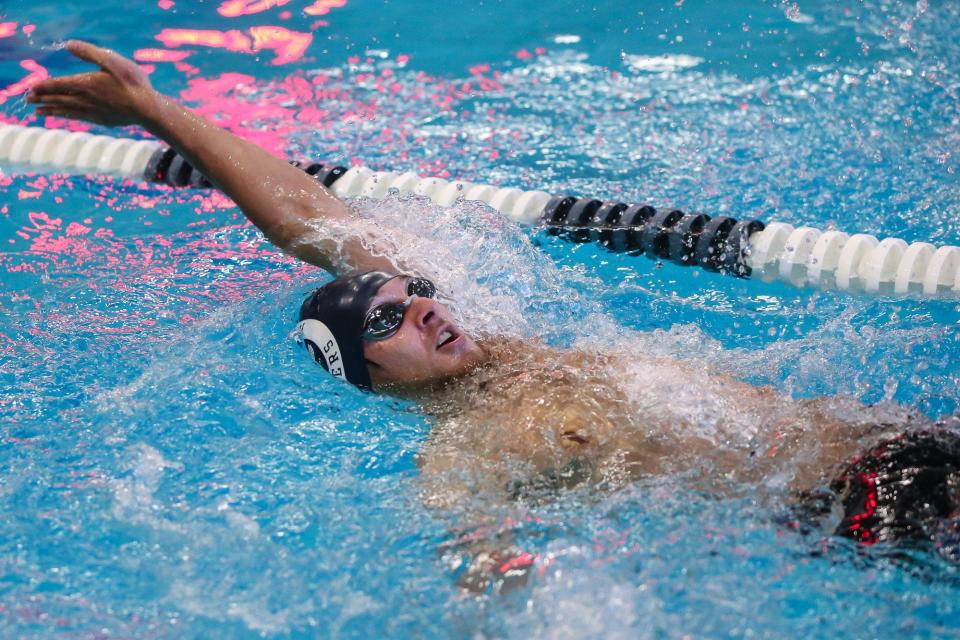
[436, 326, 460, 350]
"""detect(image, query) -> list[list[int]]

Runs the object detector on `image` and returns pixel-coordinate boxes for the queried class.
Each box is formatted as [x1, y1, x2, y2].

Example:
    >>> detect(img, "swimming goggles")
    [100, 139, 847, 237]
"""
[361, 277, 437, 341]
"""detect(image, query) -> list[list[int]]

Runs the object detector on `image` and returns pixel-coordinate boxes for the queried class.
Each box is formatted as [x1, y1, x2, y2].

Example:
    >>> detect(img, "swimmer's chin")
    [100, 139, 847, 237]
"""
[371, 344, 494, 397]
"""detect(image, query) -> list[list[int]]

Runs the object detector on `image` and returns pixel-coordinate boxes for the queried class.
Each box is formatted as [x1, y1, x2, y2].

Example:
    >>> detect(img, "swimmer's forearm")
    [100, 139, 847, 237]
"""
[136, 94, 399, 274]
[137, 94, 350, 271]
[28, 40, 390, 274]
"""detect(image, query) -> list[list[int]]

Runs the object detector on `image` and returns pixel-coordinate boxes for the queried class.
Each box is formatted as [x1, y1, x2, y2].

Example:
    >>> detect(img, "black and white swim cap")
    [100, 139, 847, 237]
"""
[297, 271, 396, 389]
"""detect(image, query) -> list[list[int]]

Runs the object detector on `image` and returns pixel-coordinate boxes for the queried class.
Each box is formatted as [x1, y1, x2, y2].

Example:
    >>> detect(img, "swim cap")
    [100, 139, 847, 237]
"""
[297, 271, 397, 390]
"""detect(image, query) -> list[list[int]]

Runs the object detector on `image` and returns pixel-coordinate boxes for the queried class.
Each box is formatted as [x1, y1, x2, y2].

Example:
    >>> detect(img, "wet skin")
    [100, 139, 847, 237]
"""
[362, 277, 488, 390]
[358, 278, 909, 509]
[27, 42, 932, 520]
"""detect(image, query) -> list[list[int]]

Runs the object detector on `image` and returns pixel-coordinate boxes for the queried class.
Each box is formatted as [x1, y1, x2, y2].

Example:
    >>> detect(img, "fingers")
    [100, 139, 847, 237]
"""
[25, 39, 151, 127]
[28, 72, 98, 98]
[66, 40, 116, 70]
[67, 40, 134, 80]
[29, 95, 89, 111]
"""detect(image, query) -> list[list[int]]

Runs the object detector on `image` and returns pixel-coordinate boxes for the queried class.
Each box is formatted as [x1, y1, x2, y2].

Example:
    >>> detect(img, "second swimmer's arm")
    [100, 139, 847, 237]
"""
[27, 40, 395, 275]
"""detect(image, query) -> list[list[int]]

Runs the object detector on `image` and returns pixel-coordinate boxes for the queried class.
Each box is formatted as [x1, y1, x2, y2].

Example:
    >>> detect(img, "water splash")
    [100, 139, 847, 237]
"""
[2, 0, 960, 636]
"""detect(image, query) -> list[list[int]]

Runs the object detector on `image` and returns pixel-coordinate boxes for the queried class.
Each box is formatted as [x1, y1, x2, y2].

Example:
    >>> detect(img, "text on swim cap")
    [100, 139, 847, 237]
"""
[297, 320, 346, 381]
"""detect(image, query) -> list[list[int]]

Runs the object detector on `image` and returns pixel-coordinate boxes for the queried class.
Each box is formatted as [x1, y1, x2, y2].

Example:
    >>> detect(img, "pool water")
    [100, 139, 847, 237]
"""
[2, 0, 960, 637]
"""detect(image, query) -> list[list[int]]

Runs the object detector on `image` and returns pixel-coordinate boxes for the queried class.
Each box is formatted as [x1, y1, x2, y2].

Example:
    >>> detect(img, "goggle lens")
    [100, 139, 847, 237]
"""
[361, 277, 437, 341]
[407, 277, 436, 299]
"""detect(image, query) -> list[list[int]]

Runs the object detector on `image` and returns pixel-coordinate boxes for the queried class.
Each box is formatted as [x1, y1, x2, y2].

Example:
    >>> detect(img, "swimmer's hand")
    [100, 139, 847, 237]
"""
[439, 530, 536, 595]
[456, 548, 536, 595]
[26, 40, 395, 274]
[26, 41, 158, 128]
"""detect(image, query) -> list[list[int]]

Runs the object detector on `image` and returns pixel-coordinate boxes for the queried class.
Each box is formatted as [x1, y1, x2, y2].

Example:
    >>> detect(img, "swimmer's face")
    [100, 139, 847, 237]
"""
[362, 277, 487, 389]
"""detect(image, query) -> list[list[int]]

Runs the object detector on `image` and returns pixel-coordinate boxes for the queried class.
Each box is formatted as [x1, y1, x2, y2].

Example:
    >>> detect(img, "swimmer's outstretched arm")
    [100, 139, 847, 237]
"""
[27, 40, 394, 275]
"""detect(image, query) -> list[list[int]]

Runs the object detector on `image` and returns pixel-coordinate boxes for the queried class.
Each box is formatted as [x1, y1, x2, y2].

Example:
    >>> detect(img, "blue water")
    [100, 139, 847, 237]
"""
[2, 0, 960, 637]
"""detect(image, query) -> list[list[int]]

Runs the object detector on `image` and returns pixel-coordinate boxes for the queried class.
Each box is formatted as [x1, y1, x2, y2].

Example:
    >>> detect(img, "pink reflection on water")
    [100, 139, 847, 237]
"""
[0, 22, 17, 38]
[218, 0, 291, 18]
[180, 72, 292, 155]
[157, 28, 254, 54]
[65, 222, 91, 236]
[8, 200, 306, 270]
[0, 60, 49, 105]
[162, 48, 519, 175]
[156, 25, 312, 65]
[1, 34, 550, 343]
[28, 211, 62, 230]
[248, 26, 312, 65]
[134, 48, 193, 63]
[175, 62, 201, 76]
[39, 117, 94, 132]
[2, 212, 315, 333]
[304, 0, 346, 16]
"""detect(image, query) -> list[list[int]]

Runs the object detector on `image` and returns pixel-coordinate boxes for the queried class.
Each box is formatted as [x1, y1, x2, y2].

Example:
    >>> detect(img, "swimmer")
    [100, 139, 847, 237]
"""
[27, 41, 960, 580]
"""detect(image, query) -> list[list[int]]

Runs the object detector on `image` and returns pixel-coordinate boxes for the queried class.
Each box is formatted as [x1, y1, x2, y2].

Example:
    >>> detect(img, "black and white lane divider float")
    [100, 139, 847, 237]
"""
[3, 123, 959, 298]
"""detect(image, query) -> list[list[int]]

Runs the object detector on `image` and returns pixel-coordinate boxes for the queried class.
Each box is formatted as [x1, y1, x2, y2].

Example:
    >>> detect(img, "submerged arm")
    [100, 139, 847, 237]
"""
[27, 40, 395, 275]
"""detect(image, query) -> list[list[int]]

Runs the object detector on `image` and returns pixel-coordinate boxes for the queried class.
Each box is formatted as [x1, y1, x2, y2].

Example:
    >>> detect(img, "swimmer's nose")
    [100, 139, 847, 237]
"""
[408, 296, 441, 331]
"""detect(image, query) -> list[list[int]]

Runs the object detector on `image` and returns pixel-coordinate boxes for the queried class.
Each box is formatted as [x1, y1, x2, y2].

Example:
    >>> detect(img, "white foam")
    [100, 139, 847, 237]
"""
[621, 53, 704, 73]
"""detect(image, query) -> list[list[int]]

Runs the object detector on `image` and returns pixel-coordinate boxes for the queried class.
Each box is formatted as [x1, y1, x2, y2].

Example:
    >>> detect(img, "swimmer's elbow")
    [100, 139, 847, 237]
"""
[248, 204, 335, 272]
[252, 198, 390, 274]
[280, 228, 341, 273]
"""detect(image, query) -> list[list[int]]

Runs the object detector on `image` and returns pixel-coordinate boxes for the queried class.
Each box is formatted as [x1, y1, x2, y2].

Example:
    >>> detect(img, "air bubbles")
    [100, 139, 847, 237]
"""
[883, 377, 899, 400]
[783, 3, 814, 24]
